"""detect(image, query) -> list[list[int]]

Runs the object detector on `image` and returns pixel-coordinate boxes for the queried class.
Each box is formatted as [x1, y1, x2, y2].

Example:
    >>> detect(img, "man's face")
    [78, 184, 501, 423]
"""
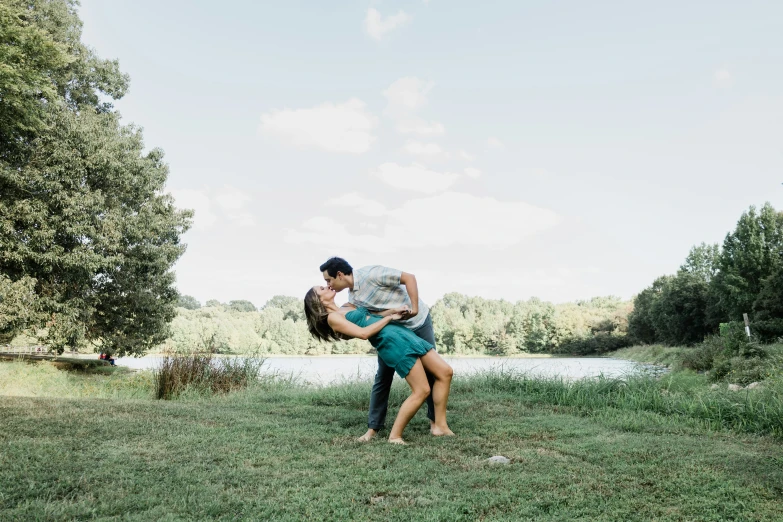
[323, 270, 349, 292]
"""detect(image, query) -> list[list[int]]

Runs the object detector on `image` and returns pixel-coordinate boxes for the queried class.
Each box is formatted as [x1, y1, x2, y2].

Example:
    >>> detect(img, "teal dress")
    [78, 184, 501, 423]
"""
[345, 307, 433, 378]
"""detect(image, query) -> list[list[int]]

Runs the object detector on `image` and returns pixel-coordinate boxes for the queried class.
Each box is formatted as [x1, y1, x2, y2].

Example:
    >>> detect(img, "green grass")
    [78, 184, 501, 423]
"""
[610, 344, 689, 368]
[1, 361, 783, 521]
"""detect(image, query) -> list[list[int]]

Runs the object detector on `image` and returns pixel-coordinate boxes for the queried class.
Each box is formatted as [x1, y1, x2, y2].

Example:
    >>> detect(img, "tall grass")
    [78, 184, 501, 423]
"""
[153, 353, 266, 399]
[0, 359, 152, 399]
[456, 367, 783, 438]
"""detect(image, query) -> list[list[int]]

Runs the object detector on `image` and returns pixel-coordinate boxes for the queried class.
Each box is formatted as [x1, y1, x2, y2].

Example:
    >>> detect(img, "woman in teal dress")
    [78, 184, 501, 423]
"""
[304, 285, 454, 444]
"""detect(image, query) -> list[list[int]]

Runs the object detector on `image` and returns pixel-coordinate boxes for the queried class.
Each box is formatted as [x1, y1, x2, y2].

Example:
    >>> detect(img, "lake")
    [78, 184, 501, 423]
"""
[114, 355, 652, 385]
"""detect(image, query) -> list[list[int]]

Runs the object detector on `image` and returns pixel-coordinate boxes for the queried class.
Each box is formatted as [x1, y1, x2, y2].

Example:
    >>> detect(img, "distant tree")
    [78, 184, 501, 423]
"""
[177, 295, 201, 310]
[707, 203, 783, 326]
[228, 300, 257, 313]
[649, 272, 709, 345]
[263, 295, 304, 322]
[752, 263, 783, 341]
[679, 242, 721, 283]
[205, 300, 222, 308]
[627, 276, 672, 344]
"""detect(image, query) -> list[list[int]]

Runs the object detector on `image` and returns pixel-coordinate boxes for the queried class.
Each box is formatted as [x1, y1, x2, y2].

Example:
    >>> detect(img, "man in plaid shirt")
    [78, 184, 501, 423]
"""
[320, 257, 437, 441]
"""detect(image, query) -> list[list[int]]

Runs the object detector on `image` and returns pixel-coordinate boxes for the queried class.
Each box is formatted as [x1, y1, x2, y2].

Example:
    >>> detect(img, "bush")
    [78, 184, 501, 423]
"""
[153, 354, 265, 400]
[681, 336, 724, 372]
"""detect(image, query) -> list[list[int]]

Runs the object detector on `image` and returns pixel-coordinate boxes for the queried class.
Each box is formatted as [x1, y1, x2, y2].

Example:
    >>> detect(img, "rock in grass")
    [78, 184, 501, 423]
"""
[728, 384, 743, 391]
[710, 384, 720, 390]
[487, 456, 510, 464]
[746, 382, 762, 390]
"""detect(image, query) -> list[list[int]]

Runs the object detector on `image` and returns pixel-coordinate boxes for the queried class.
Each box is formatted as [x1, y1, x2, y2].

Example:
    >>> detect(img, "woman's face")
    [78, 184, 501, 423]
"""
[313, 285, 336, 302]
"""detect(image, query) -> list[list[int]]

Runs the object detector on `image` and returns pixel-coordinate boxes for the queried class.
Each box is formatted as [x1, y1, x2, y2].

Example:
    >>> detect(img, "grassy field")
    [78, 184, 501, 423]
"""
[1, 360, 783, 521]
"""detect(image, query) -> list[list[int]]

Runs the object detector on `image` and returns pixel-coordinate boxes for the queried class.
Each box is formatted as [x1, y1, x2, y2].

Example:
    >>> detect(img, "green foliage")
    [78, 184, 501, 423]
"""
[227, 299, 257, 313]
[431, 293, 629, 355]
[708, 203, 783, 326]
[627, 276, 670, 344]
[0, 0, 190, 355]
[176, 295, 201, 310]
[630, 203, 783, 348]
[0, 275, 39, 343]
[649, 272, 709, 345]
[752, 264, 783, 341]
[0, 0, 128, 158]
[679, 242, 720, 283]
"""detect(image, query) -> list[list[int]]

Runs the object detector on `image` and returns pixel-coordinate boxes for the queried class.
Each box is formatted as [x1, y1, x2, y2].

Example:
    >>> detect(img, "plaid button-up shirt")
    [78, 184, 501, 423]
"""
[348, 265, 429, 330]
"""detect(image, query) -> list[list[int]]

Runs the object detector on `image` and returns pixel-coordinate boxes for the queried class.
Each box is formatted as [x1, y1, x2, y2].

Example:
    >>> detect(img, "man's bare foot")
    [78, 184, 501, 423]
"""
[357, 429, 378, 442]
[431, 426, 455, 437]
[388, 437, 407, 445]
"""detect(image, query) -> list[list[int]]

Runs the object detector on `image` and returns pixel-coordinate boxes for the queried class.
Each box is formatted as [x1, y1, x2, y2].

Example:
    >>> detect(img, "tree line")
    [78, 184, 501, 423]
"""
[165, 293, 632, 356]
[628, 203, 783, 346]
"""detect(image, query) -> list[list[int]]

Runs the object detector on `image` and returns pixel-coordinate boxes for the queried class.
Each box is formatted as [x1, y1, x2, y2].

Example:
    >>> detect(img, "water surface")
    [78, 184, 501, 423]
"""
[115, 355, 647, 385]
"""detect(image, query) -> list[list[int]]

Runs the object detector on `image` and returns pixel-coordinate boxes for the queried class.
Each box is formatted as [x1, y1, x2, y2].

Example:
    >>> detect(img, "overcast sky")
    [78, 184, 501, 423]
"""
[78, 0, 783, 308]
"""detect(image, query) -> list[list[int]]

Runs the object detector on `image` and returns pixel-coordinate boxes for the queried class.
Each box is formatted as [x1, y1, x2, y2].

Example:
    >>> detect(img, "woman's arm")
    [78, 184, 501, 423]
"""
[327, 312, 402, 340]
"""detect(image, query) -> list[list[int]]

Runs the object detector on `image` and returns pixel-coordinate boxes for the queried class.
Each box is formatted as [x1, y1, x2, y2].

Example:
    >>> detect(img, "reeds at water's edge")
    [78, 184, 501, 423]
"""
[153, 353, 266, 399]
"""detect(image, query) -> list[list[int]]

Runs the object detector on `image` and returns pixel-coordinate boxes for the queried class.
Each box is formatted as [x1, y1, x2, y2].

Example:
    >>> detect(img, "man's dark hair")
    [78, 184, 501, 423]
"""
[319, 257, 353, 277]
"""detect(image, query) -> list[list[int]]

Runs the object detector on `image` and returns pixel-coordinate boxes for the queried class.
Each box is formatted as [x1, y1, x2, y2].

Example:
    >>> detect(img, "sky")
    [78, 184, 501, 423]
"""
[78, 0, 783, 308]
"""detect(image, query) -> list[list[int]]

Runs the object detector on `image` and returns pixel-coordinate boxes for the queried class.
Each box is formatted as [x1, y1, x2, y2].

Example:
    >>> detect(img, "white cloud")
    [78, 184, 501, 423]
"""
[384, 77, 445, 136]
[286, 216, 395, 252]
[171, 189, 217, 230]
[215, 185, 256, 227]
[171, 186, 256, 229]
[384, 77, 433, 113]
[287, 191, 562, 252]
[258, 99, 377, 154]
[464, 167, 482, 178]
[364, 8, 411, 40]
[326, 192, 387, 216]
[396, 120, 445, 135]
[457, 150, 476, 161]
[487, 136, 505, 149]
[714, 67, 732, 88]
[403, 140, 447, 157]
[372, 162, 460, 193]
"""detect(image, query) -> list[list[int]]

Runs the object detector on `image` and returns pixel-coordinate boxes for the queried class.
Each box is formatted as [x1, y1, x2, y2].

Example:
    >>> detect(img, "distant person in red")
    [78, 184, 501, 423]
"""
[99, 353, 116, 366]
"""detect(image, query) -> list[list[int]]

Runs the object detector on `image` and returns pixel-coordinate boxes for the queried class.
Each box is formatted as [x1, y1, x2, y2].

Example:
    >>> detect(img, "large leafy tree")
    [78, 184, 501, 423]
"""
[0, 0, 190, 355]
[707, 203, 783, 326]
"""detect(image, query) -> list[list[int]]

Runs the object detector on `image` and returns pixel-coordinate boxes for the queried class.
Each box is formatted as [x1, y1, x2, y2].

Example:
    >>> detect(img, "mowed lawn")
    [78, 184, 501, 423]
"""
[2, 370, 783, 521]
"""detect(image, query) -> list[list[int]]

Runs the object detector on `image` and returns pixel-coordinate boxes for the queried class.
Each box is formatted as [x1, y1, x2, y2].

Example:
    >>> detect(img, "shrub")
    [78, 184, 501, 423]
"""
[153, 354, 265, 400]
[681, 335, 724, 372]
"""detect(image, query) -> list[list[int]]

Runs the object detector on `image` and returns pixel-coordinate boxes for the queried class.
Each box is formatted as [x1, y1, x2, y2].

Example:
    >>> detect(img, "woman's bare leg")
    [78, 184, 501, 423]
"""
[388, 360, 430, 443]
[419, 350, 454, 436]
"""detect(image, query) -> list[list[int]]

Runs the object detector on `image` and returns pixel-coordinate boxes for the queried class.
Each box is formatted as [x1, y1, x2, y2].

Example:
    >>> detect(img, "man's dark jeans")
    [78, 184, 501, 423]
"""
[367, 313, 436, 431]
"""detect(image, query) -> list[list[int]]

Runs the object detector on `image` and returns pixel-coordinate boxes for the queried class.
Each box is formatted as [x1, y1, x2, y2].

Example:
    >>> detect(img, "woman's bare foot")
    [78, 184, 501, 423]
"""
[431, 425, 455, 437]
[388, 437, 407, 445]
[357, 429, 378, 442]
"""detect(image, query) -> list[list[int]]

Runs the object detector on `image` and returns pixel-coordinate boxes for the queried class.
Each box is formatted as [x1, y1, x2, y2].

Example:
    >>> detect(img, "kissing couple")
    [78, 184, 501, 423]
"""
[304, 257, 454, 445]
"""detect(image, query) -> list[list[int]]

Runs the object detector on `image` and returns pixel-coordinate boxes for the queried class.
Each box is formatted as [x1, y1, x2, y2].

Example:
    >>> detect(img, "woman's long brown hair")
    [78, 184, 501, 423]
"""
[303, 288, 344, 342]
